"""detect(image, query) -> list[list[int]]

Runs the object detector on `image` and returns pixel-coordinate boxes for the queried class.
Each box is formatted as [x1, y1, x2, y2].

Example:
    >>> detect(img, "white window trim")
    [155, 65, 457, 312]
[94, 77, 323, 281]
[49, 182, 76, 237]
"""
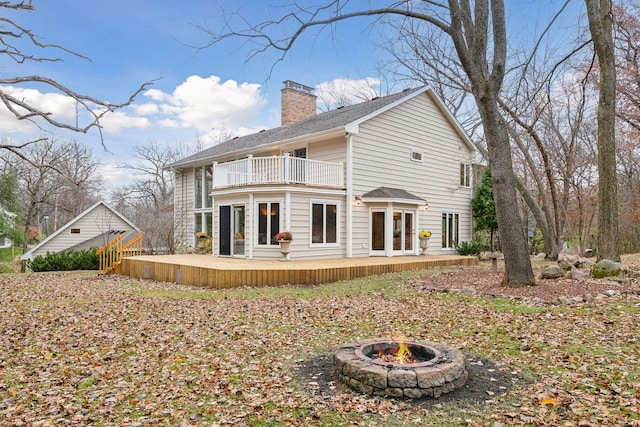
[410, 149, 424, 163]
[309, 199, 341, 247]
[442, 212, 460, 250]
[459, 163, 472, 188]
[254, 199, 283, 248]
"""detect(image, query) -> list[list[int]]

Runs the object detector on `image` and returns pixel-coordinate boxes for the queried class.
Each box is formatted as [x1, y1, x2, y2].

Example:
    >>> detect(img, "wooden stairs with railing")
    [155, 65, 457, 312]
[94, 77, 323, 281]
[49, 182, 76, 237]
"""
[97, 233, 143, 275]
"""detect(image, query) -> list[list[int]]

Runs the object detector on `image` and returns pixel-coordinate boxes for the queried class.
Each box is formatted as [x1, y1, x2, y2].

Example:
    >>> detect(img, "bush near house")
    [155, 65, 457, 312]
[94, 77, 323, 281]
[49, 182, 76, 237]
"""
[29, 248, 99, 272]
[455, 241, 483, 256]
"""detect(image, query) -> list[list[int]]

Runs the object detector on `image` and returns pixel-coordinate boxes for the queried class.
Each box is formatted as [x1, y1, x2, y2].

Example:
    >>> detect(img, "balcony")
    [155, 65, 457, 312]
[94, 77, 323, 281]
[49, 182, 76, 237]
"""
[213, 155, 344, 189]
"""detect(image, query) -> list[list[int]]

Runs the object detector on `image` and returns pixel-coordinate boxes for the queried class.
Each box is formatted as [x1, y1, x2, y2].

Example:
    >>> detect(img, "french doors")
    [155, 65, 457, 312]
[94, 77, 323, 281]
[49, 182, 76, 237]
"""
[371, 209, 415, 255]
[219, 204, 245, 256]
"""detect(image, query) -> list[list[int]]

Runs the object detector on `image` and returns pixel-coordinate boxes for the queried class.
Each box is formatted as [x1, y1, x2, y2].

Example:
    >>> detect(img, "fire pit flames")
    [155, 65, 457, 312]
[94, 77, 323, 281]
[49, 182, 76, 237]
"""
[334, 338, 468, 399]
[376, 339, 414, 364]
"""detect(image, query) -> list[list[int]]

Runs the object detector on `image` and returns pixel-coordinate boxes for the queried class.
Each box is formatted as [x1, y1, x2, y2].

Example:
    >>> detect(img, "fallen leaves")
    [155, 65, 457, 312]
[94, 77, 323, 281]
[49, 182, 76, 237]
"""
[0, 267, 638, 426]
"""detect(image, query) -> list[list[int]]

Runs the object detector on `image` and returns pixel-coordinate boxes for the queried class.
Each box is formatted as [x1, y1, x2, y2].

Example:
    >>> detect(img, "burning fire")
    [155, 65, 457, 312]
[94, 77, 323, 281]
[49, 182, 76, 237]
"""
[376, 337, 416, 364]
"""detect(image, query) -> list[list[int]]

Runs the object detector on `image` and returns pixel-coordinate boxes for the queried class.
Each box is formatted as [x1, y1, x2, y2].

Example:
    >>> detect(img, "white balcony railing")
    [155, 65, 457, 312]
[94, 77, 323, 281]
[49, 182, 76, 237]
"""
[213, 154, 344, 189]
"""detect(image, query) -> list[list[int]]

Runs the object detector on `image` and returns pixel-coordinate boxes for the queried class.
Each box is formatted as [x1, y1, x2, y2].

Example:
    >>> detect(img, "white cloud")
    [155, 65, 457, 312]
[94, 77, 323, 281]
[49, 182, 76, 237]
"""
[97, 163, 129, 188]
[132, 102, 160, 115]
[316, 77, 381, 109]
[143, 75, 267, 133]
[0, 86, 78, 134]
[100, 111, 150, 133]
[0, 85, 152, 136]
[0, 75, 268, 145]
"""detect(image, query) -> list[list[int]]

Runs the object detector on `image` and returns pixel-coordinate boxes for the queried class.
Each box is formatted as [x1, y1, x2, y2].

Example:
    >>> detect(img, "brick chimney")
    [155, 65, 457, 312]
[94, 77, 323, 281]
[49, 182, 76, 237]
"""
[281, 80, 317, 127]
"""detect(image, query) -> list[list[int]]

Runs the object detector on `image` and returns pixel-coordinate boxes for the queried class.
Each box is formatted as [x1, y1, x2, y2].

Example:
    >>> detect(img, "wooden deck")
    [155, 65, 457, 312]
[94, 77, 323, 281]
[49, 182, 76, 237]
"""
[119, 254, 478, 288]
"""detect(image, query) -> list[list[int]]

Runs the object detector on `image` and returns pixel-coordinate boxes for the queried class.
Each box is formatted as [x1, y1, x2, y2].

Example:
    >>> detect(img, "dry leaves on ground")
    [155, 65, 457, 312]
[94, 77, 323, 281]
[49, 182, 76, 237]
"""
[0, 262, 638, 426]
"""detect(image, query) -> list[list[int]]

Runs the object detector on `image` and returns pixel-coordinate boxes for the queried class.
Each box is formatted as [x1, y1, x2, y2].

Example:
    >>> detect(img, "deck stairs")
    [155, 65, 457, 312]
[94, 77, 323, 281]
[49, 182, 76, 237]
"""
[97, 232, 143, 275]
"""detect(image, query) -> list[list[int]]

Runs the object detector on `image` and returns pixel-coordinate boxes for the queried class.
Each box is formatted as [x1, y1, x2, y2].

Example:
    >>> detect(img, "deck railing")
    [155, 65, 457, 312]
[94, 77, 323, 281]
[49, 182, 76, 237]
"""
[97, 233, 143, 275]
[213, 154, 344, 189]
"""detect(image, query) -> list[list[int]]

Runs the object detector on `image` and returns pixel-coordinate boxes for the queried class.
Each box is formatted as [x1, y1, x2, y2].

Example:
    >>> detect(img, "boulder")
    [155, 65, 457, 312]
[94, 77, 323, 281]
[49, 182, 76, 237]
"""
[568, 269, 591, 281]
[558, 250, 581, 267]
[558, 259, 574, 272]
[540, 265, 564, 279]
[591, 259, 625, 279]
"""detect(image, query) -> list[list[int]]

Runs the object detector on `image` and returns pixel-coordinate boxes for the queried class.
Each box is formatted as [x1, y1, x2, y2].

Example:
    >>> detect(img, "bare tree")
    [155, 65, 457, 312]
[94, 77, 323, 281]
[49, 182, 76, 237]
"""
[112, 142, 199, 254]
[199, 1, 536, 286]
[0, 138, 101, 270]
[585, 0, 620, 261]
[0, 2, 153, 154]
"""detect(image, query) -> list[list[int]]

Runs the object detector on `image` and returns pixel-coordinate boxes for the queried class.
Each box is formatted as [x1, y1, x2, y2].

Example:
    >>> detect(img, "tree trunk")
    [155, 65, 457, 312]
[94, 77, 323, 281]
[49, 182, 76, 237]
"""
[586, 0, 620, 261]
[477, 100, 535, 285]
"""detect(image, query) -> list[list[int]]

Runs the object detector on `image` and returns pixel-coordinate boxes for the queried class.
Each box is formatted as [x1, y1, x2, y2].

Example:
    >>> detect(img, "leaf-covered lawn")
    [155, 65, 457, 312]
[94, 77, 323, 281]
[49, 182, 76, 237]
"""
[0, 268, 638, 426]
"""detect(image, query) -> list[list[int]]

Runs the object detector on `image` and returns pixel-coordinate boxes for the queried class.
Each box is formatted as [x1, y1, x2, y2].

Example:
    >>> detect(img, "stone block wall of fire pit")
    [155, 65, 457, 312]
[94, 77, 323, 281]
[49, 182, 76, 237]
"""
[334, 339, 468, 399]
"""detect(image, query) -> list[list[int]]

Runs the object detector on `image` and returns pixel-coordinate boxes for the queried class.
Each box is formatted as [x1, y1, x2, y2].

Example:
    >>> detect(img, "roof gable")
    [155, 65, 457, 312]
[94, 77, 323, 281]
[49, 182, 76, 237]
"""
[20, 201, 140, 261]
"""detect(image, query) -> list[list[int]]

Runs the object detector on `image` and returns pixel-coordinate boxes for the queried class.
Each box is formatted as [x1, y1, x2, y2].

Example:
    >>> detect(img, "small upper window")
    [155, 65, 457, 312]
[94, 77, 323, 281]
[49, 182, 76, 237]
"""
[411, 150, 423, 162]
[460, 163, 471, 187]
[70, 228, 80, 234]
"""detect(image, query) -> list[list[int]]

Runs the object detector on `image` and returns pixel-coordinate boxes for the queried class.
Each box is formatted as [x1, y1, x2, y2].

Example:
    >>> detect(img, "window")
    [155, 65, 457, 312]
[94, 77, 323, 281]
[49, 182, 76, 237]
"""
[194, 167, 202, 208]
[257, 202, 280, 245]
[442, 213, 459, 249]
[70, 228, 80, 234]
[204, 165, 213, 208]
[460, 163, 471, 187]
[311, 202, 337, 244]
[194, 165, 213, 208]
[411, 149, 423, 162]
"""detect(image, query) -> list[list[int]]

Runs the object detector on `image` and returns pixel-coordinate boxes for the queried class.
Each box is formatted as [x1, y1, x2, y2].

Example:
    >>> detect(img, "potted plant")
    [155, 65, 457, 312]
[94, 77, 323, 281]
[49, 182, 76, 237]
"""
[195, 231, 208, 250]
[275, 231, 293, 261]
[418, 230, 431, 255]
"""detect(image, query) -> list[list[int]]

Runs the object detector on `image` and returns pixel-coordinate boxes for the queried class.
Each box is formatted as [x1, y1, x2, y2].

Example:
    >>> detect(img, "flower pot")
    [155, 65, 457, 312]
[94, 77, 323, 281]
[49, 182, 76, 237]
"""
[278, 240, 291, 261]
[419, 238, 430, 255]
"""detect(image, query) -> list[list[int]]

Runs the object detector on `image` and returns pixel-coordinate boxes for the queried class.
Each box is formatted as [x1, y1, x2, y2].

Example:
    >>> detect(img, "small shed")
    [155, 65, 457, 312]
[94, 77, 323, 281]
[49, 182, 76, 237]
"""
[20, 201, 140, 261]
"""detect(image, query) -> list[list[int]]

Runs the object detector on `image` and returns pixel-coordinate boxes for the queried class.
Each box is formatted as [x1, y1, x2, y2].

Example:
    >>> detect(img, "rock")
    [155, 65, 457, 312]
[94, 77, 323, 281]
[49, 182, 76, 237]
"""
[568, 269, 591, 281]
[591, 259, 624, 279]
[558, 250, 581, 266]
[462, 287, 477, 295]
[604, 289, 619, 297]
[558, 259, 575, 271]
[558, 296, 572, 305]
[540, 265, 564, 279]
[534, 253, 546, 260]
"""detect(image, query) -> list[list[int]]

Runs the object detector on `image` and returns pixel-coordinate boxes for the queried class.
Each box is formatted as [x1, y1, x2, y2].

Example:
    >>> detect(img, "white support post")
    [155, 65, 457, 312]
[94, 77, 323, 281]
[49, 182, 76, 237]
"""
[346, 135, 353, 258]
[283, 152, 290, 184]
[247, 155, 253, 184]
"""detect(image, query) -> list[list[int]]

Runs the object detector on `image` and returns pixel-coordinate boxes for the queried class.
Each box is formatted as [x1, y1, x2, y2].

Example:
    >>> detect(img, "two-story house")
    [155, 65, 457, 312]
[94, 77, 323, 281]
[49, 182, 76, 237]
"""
[169, 81, 476, 260]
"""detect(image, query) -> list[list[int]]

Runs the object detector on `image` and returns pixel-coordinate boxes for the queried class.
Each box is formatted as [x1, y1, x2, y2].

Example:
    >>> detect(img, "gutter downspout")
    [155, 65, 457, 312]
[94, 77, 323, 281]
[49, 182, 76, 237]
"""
[346, 133, 354, 258]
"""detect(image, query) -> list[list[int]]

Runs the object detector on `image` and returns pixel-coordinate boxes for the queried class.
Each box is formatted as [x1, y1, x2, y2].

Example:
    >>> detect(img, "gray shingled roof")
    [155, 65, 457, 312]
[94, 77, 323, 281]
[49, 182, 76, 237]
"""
[362, 187, 426, 202]
[169, 86, 425, 168]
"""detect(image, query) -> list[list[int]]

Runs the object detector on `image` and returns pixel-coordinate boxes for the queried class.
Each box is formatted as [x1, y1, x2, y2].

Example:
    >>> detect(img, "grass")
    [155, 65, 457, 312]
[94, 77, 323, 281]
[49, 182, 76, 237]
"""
[0, 267, 638, 426]
[132, 268, 432, 300]
[0, 246, 22, 273]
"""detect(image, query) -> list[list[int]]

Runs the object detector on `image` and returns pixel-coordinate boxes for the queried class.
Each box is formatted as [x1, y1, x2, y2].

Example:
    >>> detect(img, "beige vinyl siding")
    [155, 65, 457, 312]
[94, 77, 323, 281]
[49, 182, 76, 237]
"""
[307, 136, 346, 162]
[352, 91, 473, 254]
[174, 167, 196, 247]
[30, 205, 135, 258]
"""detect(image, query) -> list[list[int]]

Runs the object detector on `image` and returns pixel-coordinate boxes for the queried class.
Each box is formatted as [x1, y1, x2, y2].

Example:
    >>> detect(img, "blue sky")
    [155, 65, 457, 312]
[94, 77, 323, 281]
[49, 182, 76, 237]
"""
[1, 1, 585, 187]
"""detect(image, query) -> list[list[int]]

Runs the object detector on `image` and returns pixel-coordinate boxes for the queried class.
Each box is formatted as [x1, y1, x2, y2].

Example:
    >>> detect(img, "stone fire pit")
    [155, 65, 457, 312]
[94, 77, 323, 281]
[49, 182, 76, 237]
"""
[334, 339, 468, 399]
